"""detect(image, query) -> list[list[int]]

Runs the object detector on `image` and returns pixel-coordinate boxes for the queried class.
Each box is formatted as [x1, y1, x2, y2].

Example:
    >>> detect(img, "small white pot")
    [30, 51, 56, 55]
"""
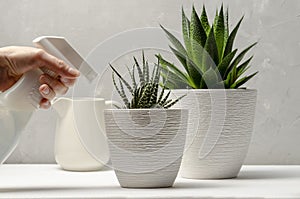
[104, 109, 188, 188]
[53, 98, 113, 171]
[172, 89, 257, 179]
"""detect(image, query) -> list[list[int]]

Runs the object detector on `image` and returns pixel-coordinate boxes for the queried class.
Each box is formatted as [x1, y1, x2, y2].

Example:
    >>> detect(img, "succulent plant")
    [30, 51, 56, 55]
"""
[158, 4, 258, 89]
[110, 52, 185, 109]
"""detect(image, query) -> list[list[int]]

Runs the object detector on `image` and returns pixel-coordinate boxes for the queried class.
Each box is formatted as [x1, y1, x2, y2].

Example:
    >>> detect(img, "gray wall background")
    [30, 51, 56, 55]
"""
[1, 0, 300, 164]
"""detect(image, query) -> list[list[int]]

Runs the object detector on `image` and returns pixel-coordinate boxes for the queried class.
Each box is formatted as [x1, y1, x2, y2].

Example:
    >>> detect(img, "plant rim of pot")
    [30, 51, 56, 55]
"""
[158, 4, 258, 90]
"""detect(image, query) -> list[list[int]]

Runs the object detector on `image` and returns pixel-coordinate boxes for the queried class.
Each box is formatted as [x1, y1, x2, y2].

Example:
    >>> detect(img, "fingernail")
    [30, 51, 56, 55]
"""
[61, 77, 69, 84]
[68, 68, 80, 76]
[44, 100, 50, 107]
[40, 75, 44, 81]
[42, 100, 51, 109]
[42, 86, 50, 95]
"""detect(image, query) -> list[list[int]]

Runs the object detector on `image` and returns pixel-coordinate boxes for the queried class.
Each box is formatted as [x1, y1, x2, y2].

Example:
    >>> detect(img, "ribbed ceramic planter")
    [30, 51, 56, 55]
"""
[171, 89, 257, 179]
[104, 109, 188, 188]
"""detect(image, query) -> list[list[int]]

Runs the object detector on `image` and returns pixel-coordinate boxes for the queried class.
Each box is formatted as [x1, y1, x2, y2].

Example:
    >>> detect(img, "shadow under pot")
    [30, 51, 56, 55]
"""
[104, 109, 188, 188]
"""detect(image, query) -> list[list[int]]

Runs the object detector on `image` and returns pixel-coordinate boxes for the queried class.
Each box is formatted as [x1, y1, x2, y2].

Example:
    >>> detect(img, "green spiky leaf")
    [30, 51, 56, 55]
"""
[237, 56, 253, 76]
[190, 5, 207, 47]
[201, 67, 220, 88]
[159, 90, 171, 106]
[217, 49, 237, 77]
[126, 65, 137, 91]
[169, 46, 202, 87]
[232, 72, 258, 88]
[182, 7, 192, 56]
[160, 25, 187, 55]
[164, 94, 186, 109]
[111, 52, 184, 109]
[133, 56, 145, 86]
[190, 38, 205, 72]
[223, 16, 243, 58]
[204, 26, 219, 67]
[214, 5, 225, 60]
[112, 73, 129, 108]
[200, 5, 210, 34]
[224, 42, 257, 78]
[110, 64, 133, 94]
[224, 6, 229, 51]
[159, 5, 258, 89]
[156, 54, 190, 83]
[160, 66, 191, 89]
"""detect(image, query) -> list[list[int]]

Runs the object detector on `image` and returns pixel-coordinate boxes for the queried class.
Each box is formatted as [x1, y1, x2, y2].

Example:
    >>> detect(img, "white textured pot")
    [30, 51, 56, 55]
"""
[104, 109, 188, 188]
[172, 89, 257, 179]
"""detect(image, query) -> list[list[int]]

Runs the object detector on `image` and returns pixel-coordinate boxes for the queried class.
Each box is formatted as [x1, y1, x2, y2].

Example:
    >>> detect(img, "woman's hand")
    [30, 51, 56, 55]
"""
[0, 46, 80, 109]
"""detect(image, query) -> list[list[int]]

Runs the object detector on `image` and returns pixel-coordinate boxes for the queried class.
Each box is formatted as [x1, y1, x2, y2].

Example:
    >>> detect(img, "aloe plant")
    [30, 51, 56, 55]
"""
[110, 52, 185, 109]
[158, 4, 258, 89]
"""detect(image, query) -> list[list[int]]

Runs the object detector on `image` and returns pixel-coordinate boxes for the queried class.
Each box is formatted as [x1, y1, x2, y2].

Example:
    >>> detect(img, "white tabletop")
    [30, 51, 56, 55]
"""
[0, 164, 299, 199]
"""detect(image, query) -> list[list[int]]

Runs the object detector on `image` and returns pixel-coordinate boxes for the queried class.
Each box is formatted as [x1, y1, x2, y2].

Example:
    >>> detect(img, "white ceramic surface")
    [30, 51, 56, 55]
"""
[1, 165, 299, 199]
[104, 109, 188, 188]
[172, 89, 257, 179]
[53, 97, 114, 171]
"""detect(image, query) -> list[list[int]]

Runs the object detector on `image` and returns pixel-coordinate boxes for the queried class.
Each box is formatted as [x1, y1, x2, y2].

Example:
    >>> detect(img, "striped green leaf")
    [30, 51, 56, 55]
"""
[133, 56, 145, 86]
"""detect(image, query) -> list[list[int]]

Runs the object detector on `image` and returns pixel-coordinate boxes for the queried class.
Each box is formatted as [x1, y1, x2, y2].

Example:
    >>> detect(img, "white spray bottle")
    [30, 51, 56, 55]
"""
[0, 36, 98, 164]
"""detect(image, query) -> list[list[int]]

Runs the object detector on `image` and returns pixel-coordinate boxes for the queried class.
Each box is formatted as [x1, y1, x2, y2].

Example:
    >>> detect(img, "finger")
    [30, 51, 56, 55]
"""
[36, 50, 80, 78]
[39, 84, 56, 101]
[40, 74, 68, 95]
[60, 77, 77, 87]
[39, 98, 51, 109]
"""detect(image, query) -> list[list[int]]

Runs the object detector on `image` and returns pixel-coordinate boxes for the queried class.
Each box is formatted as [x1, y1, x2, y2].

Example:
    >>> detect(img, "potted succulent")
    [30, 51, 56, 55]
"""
[104, 52, 188, 188]
[158, 5, 257, 179]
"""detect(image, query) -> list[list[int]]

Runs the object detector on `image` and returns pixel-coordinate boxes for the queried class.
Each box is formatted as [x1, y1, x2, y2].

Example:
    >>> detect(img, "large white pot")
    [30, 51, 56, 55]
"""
[172, 89, 257, 179]
[104, 109, 188, 188]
